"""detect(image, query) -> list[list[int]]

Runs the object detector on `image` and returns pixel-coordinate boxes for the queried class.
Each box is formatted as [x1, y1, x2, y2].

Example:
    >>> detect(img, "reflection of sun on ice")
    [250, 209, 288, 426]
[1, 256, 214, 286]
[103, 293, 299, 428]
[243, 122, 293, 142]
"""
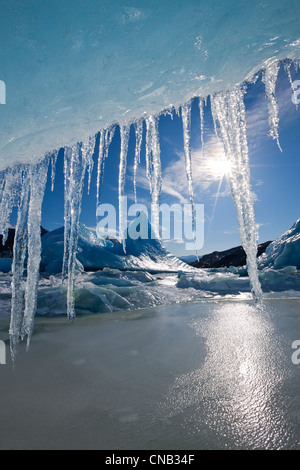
[208, 154, 232, 179]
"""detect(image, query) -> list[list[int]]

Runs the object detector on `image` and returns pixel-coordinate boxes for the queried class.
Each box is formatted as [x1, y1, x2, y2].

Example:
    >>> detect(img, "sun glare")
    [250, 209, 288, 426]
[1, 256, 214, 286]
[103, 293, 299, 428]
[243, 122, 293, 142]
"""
[208, 155, 231, 179]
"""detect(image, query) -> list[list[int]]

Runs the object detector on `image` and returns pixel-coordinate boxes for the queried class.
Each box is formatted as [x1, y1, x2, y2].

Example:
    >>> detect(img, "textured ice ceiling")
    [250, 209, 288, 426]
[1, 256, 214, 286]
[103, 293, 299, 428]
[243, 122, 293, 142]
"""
[0, 0, 300, 170]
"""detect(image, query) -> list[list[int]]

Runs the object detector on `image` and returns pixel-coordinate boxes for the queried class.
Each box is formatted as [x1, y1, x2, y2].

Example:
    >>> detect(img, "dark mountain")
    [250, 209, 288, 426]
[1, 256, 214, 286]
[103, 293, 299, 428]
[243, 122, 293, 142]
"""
[190, 241, 272, 269]
[0, 226, 48, 258]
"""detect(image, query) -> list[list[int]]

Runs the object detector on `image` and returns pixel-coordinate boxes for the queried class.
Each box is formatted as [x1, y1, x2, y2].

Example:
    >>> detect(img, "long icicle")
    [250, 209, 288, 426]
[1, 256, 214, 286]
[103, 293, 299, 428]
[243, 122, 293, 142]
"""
[284, 60, 299, 111]
[133, 119, 143, 204]
[21, 157, 49, 345]
[145, 116, 162, 238]
[50, 150, 59, 192]
[199, 98, 205, 154]
[211, 87, 263, 303]
[83, 135, 96, 195]
[118, 125, 130, 253]
[100, 127, 115, 200]
[262, 60, 282, 151]
[63, 142, 88, 321]
[96, 130, 105, 209]
[96, 127, 115, 206]
[9, 168, 30, 361]
[145, 118, 153, 194]
[0, 167, 23, 244]
[182, 102, 198, 259]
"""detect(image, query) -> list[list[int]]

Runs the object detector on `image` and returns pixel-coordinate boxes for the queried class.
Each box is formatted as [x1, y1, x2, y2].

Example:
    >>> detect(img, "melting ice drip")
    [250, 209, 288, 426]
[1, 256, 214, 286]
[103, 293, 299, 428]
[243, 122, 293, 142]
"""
[0, 59, 295, 358]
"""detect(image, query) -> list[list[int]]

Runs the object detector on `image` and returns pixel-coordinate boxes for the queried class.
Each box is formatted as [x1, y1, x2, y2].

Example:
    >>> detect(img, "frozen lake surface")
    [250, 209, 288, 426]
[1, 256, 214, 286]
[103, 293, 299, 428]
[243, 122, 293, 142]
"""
[0, 298, 299, 450]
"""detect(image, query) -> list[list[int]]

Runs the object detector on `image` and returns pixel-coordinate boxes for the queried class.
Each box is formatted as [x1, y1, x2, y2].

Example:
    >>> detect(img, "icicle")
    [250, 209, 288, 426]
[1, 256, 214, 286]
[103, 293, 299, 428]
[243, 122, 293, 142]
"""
[0, 167, 23, 244]
[145, 116, 162, 238]
[284, 60, 293, 88]
[21, 157, 49, 345]
[101, 126, 115, 190]
[96, 127, 115, 206]
[81, 135, 96, 195]
[181, 103, 198, 259]
[262, 61, 282, 151]
[62, 143, 88, 321]
[0, 170, 6, 202]
[133, 120, 143, 203]
[285, 60, 299, 110]
[211, 87, 263, 303]
[118, 125, 130, 253]
[9, 169, 30, 361]
[145, 118, 153, 193]
[199, 98, 205, 154]
[50, 150, 59, 192]
[96, 131, 105, 209]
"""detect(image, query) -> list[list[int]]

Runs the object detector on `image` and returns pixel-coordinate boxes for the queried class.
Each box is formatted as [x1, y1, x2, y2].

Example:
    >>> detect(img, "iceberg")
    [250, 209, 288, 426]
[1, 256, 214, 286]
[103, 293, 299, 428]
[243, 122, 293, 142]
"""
[41, 216, 196, 274]
[259, 219, 300, 270]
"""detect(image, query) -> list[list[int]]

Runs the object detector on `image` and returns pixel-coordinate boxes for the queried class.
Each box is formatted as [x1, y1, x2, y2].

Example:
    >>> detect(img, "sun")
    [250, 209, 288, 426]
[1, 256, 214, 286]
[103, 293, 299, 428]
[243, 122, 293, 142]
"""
[208, 155, 231, 179]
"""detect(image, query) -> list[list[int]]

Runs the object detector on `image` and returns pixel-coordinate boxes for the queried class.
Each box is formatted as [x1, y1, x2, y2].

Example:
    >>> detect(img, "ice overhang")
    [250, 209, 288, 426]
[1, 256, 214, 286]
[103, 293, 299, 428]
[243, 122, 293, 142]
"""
[0, 0, 300, 170]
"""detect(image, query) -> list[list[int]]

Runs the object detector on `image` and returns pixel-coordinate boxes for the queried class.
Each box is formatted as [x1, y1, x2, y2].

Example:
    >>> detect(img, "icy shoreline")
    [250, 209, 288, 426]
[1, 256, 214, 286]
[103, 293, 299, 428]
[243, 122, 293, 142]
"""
[0, 266, 300, 319]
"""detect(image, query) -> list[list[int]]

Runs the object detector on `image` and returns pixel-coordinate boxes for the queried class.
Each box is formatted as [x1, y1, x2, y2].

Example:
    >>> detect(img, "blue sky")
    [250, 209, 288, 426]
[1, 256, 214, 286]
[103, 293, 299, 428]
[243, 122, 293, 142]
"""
[40, 62, 300, 258]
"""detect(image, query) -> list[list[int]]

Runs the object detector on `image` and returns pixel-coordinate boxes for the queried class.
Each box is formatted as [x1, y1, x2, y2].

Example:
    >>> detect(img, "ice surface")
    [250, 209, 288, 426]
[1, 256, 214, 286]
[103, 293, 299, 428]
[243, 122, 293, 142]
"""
[0, 300, 299, 449]
[1, 1, 300, 168]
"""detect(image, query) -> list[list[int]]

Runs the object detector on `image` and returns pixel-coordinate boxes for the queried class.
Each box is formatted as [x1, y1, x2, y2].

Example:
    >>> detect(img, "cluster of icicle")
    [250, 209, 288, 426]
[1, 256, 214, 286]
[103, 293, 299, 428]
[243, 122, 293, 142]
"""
[0, 58, 296, 359]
